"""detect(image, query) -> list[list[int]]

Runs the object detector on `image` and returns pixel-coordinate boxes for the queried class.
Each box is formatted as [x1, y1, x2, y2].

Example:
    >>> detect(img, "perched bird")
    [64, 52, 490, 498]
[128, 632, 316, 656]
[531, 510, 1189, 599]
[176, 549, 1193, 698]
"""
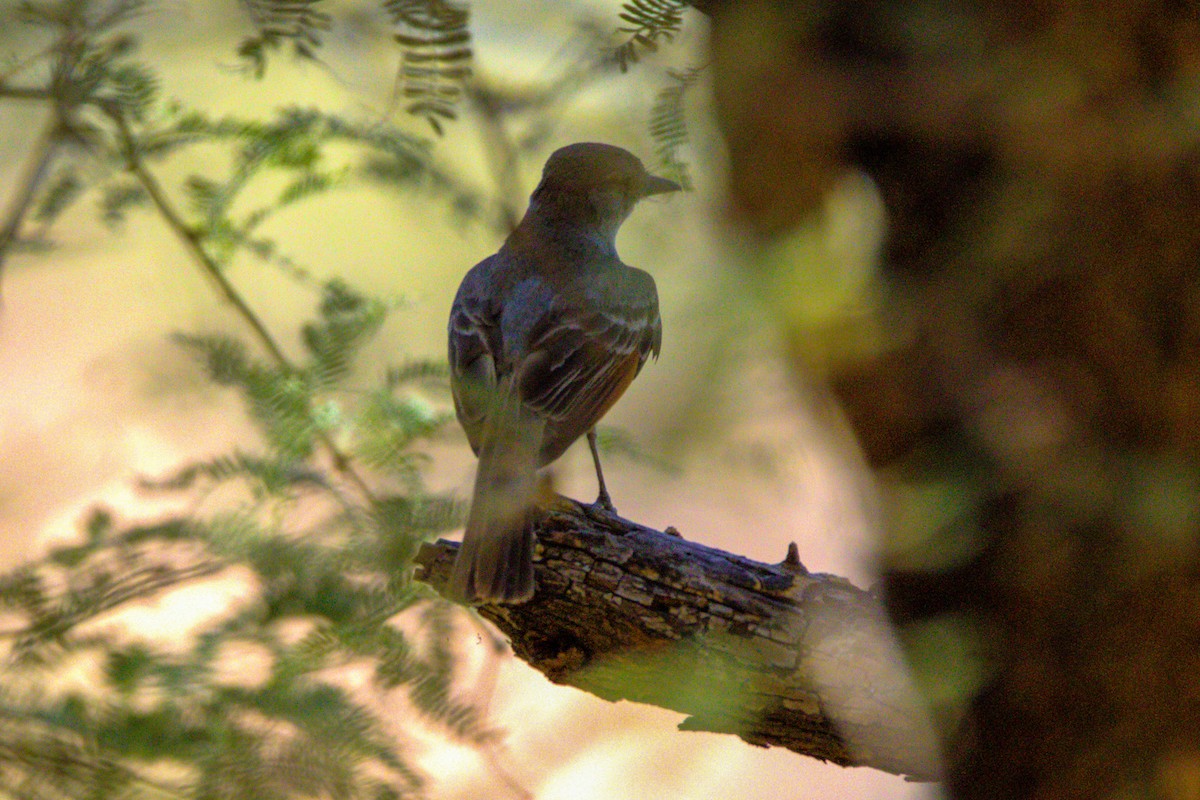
[447, 142, 680, 604]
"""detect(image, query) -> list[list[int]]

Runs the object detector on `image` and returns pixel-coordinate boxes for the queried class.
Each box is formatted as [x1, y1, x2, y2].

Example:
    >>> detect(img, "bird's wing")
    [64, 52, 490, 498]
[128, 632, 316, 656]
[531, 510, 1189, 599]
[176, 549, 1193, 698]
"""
[448, 265, 502, 457]
[516, 266, 661, 464]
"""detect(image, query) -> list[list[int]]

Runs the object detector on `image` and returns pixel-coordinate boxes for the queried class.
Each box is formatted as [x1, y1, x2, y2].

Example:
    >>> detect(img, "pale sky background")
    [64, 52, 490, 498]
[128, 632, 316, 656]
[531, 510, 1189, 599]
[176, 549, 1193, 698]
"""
[0, 1, 939, 797]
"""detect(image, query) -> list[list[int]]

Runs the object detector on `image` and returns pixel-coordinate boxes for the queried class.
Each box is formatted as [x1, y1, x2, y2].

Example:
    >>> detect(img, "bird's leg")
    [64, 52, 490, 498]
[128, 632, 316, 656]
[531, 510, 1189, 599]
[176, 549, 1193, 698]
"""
[587, 429, 617, 514]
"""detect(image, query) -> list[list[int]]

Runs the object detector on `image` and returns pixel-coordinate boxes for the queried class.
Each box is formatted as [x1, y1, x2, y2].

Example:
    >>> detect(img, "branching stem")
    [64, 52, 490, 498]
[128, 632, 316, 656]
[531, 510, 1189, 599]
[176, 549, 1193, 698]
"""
[0, 110, 62, 293]
[0, 85, 55, 101]
[106, 109, 378, 504]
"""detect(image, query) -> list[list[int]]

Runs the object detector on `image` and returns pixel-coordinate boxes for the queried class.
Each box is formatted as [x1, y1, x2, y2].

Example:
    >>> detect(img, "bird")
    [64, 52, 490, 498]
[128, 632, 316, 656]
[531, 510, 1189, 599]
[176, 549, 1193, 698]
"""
[447, 142, 680, 604]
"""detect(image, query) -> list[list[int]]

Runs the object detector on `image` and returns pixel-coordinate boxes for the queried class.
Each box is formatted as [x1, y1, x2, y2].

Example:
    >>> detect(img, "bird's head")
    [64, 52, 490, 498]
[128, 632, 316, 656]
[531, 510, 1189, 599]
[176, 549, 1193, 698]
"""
[528, 143, 681, 242]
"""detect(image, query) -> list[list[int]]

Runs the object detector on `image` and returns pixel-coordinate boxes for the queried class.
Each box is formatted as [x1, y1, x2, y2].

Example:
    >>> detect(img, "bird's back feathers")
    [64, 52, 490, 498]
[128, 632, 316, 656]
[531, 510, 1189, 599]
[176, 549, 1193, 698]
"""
[446, 142, 676, 604]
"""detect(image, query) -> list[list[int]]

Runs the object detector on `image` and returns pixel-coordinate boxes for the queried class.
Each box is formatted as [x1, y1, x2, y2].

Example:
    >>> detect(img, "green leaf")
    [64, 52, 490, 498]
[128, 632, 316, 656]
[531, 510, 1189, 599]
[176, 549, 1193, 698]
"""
[32, 167, 84, 223]
[649, 66, 701, 190]
[105, 645, 155, 693]
[385, 0, 473, 133]
[302, 279, 387, 388]
[352, 389, 451, 483]
[97, 181, 146, 226]
[174, 332, 250, 385]
[101, 62, 159, 121]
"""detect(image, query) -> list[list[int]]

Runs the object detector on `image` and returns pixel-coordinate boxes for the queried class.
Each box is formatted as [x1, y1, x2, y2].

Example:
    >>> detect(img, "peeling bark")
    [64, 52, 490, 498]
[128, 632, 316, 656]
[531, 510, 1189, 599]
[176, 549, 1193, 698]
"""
[414, 502, 941, 781]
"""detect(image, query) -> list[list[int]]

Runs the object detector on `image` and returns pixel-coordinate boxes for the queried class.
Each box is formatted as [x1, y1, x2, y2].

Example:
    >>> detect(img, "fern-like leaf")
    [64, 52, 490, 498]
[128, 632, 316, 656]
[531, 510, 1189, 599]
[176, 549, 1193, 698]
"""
[302, 279, 388, 388]
[384, 0, 472, 134]
[31, 166, 83, 224]
[649, 66, 701, 190]
[173, 332, 251, 386]
[405, 603, 495, 743]
[174, 333, 318, 460]
[138, 451, 327, 495]
[98, 180, 147, 226]
[352, 389, 451, 486]
[97, 61, 159, 121]
[236, 0, 333, 78]
[385, 359, 449, 388]
[610, 0, 689, 72]
[17, 0, 146, 31]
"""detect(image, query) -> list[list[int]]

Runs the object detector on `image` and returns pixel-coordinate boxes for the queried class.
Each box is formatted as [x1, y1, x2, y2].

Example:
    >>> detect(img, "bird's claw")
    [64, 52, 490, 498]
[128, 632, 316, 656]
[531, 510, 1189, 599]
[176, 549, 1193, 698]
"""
[591, 490, 617, 516]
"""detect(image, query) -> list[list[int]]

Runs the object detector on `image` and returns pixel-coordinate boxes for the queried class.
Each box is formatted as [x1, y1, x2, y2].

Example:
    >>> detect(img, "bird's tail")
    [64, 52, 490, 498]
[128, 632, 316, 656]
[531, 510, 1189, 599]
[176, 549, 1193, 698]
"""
[449, 383, 544, 604]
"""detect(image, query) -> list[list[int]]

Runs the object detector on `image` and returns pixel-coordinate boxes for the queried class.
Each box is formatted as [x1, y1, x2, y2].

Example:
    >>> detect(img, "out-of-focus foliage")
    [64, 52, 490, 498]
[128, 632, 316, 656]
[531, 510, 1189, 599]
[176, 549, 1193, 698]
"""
[0, 3, 499, 796]
[237, 0, 333, 76]
[705, 1, 1200, 797]
[235, 0, 473, 133]
[0, 282, 470, 796]
[648, 67, 700, 191]
[0, 0, 710, 796]
[610, 0, 689, 72]
[384, 0, 472, 135]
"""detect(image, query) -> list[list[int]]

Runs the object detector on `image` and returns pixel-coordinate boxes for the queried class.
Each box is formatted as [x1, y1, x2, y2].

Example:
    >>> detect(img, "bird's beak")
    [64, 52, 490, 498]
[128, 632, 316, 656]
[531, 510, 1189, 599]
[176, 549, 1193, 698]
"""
[641, 173, 683, 197]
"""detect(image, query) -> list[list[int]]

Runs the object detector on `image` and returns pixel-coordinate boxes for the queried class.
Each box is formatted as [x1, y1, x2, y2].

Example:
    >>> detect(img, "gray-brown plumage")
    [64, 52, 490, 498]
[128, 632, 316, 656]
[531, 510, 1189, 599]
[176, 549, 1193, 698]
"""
[447, 143, 679, 604]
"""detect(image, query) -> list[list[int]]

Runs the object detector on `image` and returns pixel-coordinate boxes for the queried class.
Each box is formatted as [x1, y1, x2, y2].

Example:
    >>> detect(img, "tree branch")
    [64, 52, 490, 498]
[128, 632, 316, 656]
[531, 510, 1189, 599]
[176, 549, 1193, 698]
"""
[0, 85, 54, 101]
[0, 111, 62, 292]
[415, 503, 941, 781]
[108, 109, 291, 364]
[105, 108, 378, 504]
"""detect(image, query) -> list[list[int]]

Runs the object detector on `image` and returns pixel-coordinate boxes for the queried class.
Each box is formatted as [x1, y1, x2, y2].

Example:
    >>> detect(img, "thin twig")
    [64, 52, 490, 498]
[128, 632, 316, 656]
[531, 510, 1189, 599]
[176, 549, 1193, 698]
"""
[0, 40, 58, 87]
[0, 85, 54, 101]
[0, 557, 229, 643]
[109, 109, 288, 363]
[0, 739, 192, 800]
[105, 108, 378, 504]
[0, 111, 62, 295]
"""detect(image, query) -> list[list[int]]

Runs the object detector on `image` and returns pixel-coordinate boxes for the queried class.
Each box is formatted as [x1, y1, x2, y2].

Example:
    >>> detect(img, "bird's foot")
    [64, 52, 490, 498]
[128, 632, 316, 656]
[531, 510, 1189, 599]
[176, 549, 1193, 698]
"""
[590, 489, 617, 516]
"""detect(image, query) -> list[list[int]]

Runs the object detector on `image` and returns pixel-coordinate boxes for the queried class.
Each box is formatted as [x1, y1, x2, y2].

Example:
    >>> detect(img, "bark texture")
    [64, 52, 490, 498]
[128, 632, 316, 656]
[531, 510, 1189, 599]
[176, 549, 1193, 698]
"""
[415, 503, 940, 781]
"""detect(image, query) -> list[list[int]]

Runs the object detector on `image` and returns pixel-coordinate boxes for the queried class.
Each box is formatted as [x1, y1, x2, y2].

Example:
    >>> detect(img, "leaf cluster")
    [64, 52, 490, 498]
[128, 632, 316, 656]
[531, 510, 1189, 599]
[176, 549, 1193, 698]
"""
[174, 278, 452, 482]
[0, 3, 706, 797]
[6, 0, 694, 260]
[0, 279, 468, 797]
[648, 66, 701, 190]
[7, 2, 485, 252]
[237, 0, 333, 78]
[0, 513, 444, 799]
[10, 0, 161, 233]
[70, 102, 442, 269]
[385, 0, 473, 135]
[1, 62, 468, 785]
[610, 0, 690, 72]
[227, 0, 475, 134]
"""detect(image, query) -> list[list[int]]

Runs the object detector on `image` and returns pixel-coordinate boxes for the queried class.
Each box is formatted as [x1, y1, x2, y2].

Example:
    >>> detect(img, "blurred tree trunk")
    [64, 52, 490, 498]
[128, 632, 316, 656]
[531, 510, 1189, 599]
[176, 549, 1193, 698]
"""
[703, 1, 1200, 798]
